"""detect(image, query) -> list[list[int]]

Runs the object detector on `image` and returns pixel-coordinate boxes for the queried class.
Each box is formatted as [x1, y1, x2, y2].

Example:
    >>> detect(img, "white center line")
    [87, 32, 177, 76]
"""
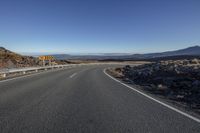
[70, 73, 77, 78]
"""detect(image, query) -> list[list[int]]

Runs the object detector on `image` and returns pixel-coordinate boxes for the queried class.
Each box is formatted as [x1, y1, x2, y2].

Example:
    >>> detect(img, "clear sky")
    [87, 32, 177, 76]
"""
[0, 0, 200, 54]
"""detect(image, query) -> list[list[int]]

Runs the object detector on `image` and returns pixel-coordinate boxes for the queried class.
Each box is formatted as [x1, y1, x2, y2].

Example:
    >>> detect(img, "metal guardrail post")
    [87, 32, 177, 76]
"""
[2, 73, 6, 78]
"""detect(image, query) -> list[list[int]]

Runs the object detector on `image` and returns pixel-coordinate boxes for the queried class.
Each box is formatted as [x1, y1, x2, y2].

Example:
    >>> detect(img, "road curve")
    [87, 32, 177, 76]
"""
[0, 65, 199, 133]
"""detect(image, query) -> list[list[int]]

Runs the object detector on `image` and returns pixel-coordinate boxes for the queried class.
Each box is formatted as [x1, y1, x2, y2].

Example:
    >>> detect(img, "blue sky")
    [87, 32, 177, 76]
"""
[0, 0, 200, 54]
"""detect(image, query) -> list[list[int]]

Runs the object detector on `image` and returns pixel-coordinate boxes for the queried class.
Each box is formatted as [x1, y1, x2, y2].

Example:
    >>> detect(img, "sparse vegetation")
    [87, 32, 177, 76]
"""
[109, 59, 200, 114]
[0, 47, 39, 68]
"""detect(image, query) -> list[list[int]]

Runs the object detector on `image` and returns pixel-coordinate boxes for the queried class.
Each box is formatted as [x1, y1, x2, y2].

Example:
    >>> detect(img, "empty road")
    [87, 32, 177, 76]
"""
[0, 65, 199, 133]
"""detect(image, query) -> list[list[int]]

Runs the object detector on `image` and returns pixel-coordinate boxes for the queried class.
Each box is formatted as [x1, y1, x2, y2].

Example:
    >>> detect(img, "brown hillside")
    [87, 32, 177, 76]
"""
[0, 47, 39, 68]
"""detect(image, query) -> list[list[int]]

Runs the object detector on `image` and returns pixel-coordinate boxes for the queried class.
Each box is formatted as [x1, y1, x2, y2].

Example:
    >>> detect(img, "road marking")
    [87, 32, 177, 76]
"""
[103, 69, 200, 123]
[70, 73, 77, 78]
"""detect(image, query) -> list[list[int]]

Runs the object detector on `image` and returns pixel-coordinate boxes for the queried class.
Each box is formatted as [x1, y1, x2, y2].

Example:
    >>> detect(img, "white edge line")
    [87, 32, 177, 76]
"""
[103, 68, 200, 123]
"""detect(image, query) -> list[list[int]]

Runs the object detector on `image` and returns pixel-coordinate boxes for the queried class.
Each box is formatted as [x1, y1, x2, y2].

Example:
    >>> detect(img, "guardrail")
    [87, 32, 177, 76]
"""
[0, 64, 81, 78]
[0, 62, 130, 78]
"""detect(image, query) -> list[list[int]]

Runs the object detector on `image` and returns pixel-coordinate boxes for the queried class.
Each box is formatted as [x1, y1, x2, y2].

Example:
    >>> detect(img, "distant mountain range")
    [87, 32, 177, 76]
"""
[51, 45, 200, 60]
[1, 45, 200, 67]
[133, 45, 200, 59]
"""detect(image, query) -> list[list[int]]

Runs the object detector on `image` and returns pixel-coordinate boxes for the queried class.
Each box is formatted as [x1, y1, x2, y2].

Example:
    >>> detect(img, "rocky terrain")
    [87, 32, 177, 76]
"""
[110, 59, 200, 114]
[0, 47, 39, 68]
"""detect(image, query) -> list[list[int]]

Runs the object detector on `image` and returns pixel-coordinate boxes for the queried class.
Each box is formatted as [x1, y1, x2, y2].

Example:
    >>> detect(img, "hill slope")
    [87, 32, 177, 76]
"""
[0, 47, 38, 68]
[130, 45, 200, 59]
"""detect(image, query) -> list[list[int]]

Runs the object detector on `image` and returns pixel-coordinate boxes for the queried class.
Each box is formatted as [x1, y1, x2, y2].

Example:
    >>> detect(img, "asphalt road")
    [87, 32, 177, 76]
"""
[0, 65, 199, 133]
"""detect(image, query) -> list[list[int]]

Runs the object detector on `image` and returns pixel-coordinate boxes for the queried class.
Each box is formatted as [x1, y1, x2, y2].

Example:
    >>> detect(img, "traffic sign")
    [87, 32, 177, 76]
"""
[38, 56, 55, 61]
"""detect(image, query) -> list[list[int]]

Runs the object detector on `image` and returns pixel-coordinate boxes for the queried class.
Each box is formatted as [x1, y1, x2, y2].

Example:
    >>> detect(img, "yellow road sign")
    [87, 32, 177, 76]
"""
[38, 56, 55, 60]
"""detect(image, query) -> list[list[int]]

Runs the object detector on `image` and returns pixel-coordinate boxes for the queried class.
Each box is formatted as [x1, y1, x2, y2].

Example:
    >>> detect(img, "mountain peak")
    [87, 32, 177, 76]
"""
[0, 47, 6, 50]
[187, 45, 200, 49]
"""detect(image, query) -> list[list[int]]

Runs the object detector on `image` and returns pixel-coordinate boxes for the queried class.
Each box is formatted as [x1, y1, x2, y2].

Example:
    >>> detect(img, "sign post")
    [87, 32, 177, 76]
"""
[38, 56, 55, 66]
